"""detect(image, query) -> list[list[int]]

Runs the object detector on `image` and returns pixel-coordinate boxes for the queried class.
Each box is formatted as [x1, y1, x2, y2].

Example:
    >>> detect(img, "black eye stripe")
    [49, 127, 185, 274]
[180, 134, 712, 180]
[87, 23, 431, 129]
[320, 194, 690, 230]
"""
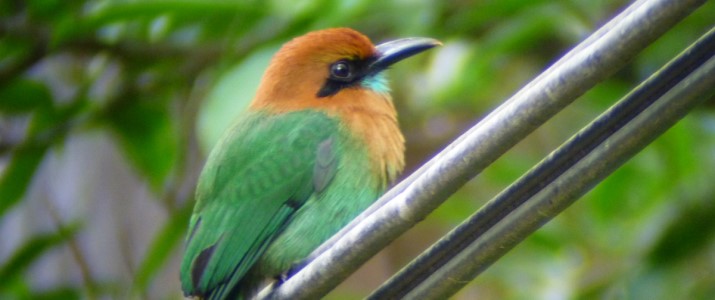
[317, 58, 368, 98]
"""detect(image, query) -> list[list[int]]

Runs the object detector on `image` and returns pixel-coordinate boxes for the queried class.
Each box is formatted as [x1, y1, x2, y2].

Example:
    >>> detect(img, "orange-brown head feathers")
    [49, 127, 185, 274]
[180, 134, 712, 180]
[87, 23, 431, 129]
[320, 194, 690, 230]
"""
[252, 28, 373, 110]
[251, 28, 439, 183]
[251, 28, 440, 111]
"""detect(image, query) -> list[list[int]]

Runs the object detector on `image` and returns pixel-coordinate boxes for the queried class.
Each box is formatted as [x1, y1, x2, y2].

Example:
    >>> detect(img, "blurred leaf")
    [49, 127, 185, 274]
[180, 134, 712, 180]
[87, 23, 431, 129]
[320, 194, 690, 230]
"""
[0, 87, 84, 218]
[28, 286, 82, 300]
[647, 198, 715, 266]
[0, 144, 48, 218]
[62, 0, 267, 46]
[86, 0, 263, 24]
[105, 97, 178, 190]
[444, 0, 551, 35]
[0, 272, 82, 300]
[0, 1, 12, 17]
[0, 79, 53, 114]
[133, 202, 192, 292]
[0, 222, 81, 291]
[652, 118, 698, 182]
[197, 44, 277, 153]
[589, 167, 628, 219]
[0, 37, 36, 79]
[27, 0, 67, 20]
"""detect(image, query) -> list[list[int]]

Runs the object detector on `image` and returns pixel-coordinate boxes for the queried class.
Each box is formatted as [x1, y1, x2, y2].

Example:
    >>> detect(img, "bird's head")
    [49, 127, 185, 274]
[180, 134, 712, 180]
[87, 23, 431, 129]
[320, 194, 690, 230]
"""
[251, 28, 440, 111]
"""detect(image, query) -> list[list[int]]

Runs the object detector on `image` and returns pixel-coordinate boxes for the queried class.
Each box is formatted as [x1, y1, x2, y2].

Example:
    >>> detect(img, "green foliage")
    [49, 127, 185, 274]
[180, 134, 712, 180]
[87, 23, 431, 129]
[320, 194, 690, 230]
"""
[0, 222, 80, 293]
[103, 96, 178, 189]
[0, 80, 53, 218]
[0, 144, 47, 218]
[133, 202, 193, 293]
[196, 45, 277, 152]
[648, 198, 715, 266]
[27, 286, 82, 300]
[1, 0, 713, 299]
[0, 79, 53, 113]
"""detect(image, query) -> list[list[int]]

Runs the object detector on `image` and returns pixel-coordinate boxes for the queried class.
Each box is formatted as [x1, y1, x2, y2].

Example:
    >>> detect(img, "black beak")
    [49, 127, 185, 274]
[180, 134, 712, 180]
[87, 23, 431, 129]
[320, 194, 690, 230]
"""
[368, 37, 442, 74]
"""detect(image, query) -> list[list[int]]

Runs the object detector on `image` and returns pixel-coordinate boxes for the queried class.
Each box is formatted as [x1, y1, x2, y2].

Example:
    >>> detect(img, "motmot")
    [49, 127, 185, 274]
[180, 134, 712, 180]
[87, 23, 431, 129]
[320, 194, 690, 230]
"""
[180, 28, 440, 299]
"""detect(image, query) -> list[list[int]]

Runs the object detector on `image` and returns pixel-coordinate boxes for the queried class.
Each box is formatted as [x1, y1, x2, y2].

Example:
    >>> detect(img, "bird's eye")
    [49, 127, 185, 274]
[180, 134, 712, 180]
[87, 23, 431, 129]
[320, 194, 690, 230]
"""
[330, 61, 352, 80]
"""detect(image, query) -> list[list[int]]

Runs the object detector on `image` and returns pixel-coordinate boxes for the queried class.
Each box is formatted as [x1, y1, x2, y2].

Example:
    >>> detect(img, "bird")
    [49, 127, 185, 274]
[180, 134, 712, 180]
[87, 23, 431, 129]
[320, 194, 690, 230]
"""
[180, 28, 440, 299]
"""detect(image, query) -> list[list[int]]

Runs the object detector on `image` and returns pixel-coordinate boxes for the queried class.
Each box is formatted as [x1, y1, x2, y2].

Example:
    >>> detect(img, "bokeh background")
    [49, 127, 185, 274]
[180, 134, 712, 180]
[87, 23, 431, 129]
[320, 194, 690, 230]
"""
[1, 0, 714, 299]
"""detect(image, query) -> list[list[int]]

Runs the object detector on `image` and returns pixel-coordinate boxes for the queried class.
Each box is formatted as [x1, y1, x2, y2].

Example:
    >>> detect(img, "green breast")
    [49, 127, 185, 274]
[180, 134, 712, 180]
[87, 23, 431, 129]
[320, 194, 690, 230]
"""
[255, 117, 384, 276]
[180, 109, 385, 298]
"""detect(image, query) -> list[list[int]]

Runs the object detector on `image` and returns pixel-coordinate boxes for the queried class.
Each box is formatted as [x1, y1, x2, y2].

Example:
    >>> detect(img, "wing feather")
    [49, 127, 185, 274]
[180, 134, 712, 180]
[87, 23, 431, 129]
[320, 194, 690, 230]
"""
[180, 110, 340, 298]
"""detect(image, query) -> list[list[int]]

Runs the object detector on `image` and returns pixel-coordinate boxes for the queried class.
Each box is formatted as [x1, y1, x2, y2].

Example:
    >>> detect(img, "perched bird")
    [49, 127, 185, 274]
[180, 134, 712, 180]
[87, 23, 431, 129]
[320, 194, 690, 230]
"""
[180, 28, 440, 299]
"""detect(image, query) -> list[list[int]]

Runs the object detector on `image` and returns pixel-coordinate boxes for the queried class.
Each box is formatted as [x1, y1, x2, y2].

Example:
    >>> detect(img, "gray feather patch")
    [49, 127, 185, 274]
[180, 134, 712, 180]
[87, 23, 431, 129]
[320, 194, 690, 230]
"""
[313, 137, 338, 193]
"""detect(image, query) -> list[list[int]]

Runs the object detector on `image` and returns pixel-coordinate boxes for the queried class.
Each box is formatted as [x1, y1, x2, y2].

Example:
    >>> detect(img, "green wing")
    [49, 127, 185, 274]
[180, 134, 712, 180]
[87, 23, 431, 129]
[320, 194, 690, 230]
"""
[180, 110, 340, 299]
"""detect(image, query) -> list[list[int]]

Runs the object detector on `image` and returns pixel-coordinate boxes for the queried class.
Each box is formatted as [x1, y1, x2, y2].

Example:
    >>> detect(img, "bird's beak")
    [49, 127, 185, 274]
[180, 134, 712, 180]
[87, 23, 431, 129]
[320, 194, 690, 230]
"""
[368, 37, 442, 74]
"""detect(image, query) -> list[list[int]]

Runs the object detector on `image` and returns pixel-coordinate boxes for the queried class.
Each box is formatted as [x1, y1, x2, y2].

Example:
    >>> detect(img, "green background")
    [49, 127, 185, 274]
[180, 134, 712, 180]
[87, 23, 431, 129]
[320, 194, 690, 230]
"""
[1, 0, 714, 299]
